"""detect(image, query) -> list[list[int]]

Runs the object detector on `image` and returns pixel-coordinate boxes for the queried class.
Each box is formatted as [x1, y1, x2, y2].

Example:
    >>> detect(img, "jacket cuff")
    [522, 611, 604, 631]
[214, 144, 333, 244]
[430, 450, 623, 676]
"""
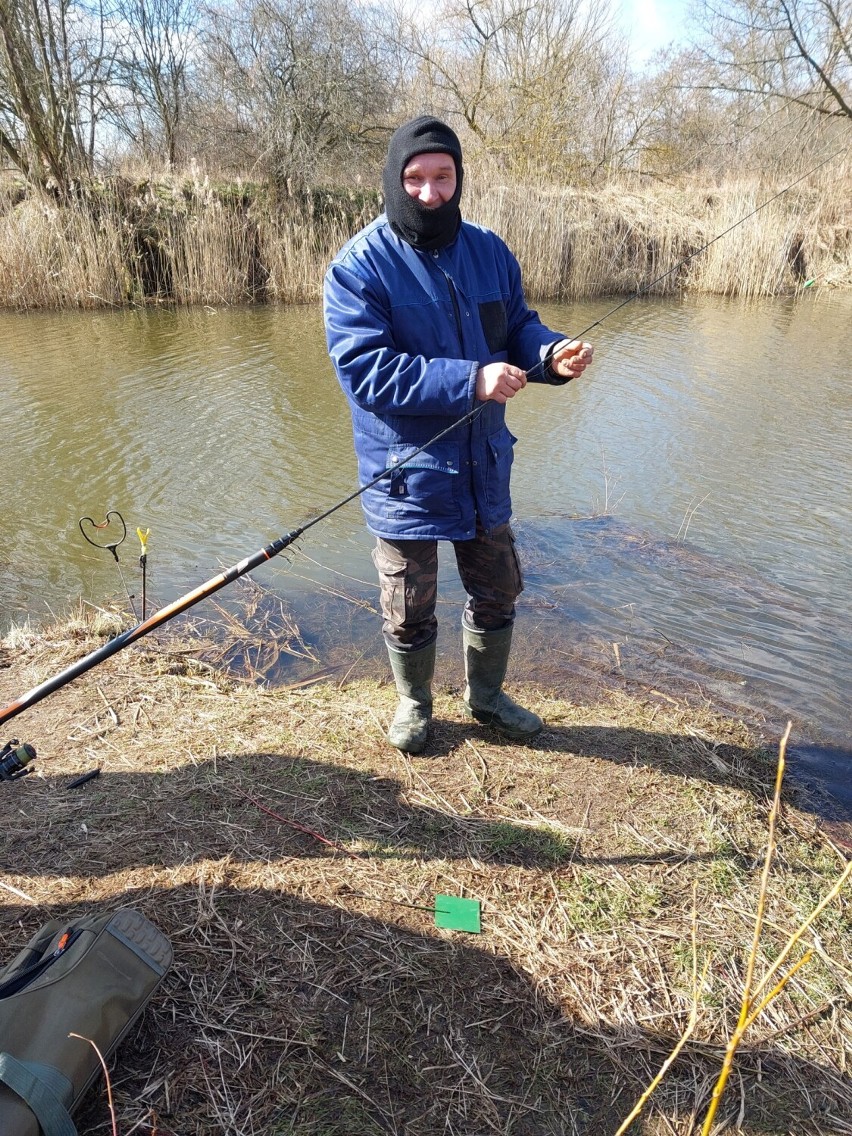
[530, 342, 572, 386]
[466, 361, 479, 408]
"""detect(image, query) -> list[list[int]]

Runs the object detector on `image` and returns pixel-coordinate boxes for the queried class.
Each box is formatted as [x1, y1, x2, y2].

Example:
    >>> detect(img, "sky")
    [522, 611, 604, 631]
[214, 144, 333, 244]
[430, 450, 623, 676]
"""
[619, 0, 691, 65]
[402, 0, 693, 67]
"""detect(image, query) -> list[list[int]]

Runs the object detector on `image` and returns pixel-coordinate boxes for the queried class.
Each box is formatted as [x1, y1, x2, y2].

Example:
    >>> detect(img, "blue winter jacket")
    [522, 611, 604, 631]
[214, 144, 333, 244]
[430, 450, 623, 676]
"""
[323, 214, 568, 540]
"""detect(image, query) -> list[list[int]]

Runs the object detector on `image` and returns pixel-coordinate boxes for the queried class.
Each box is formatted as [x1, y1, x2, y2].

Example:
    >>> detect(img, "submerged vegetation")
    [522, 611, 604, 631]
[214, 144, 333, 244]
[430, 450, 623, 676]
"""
[0, 604, 849, 1134]
[0, 164, 850, 310]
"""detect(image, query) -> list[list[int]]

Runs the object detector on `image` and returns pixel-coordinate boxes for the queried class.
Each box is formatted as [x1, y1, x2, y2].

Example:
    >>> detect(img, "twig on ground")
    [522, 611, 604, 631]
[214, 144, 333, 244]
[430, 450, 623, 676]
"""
[237, 789, 362, 858]
[69, 1033, 118, 1136]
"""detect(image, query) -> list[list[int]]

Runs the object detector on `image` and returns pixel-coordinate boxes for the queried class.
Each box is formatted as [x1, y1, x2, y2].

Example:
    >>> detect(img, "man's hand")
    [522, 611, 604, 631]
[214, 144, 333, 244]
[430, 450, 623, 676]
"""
[475, 362, 528, 404]
[548, 339, 594, 380]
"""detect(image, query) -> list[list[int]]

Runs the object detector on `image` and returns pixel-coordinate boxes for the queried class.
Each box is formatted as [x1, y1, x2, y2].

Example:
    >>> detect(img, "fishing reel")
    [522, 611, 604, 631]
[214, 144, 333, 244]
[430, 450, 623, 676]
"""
[0, 739, 37, 782]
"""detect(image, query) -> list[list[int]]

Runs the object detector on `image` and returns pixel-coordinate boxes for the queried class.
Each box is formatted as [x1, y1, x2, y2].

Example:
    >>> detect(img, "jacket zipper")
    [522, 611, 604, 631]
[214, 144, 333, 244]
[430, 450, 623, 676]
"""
[431, 255, 477, 489]
[434, 256, 464, 351]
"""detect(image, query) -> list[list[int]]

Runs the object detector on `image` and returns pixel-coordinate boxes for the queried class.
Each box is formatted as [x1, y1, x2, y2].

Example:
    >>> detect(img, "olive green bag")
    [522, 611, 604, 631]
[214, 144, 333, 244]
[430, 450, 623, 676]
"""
[0, 908, 172, 1136]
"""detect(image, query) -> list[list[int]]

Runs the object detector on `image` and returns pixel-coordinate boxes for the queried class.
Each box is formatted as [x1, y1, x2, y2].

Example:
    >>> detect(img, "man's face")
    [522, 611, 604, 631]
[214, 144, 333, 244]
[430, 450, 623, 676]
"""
[402, 152, 457, 208]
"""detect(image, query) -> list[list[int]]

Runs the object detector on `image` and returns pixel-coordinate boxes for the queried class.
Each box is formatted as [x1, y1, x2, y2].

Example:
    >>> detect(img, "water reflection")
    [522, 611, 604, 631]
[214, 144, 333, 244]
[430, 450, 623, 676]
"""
[1, 295, 850, 813]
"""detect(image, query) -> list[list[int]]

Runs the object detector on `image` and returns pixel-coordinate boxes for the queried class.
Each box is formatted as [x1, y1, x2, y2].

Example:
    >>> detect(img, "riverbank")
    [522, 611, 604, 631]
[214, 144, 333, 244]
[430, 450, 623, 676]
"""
[1, 607, 849, 1135]
[1, 168, 850, 310]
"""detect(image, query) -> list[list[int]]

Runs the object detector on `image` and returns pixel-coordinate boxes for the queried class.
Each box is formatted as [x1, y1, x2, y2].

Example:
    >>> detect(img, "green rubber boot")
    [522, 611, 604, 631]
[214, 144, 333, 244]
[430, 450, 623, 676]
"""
[386, 641, 436, 754]
[463, 623, 543, 740]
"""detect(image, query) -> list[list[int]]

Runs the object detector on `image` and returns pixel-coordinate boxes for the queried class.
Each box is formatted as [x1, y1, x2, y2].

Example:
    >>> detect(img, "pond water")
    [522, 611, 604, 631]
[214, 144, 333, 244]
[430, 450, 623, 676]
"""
[1, 293, 850, 824]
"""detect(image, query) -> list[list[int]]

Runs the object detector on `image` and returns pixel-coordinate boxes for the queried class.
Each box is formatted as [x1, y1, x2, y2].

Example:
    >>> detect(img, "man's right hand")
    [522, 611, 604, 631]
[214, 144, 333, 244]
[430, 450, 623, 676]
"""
[475, 362, 528, 404]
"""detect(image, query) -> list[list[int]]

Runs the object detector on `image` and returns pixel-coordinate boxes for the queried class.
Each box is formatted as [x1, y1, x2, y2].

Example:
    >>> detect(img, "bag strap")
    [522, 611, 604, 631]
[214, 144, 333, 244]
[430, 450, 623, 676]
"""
[0, 1053, 77, 1136]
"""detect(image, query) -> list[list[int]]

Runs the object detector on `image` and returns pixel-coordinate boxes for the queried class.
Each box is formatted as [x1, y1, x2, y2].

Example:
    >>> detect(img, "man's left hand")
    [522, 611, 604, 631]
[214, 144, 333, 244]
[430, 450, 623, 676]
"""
[549, 339, 594, 380]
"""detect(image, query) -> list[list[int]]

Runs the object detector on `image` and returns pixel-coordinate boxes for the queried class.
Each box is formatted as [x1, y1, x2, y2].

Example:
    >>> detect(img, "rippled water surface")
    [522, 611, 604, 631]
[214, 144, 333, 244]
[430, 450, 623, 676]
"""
[1, 294, 850, 801]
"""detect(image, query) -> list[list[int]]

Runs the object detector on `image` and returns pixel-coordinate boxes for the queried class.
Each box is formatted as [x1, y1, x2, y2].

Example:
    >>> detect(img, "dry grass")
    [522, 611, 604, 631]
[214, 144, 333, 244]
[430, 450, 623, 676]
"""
[0, 603, 850, 1136]
[465, 174, 852, 301]
[0, 164, 849, 310]
[0, 193, 130, 309]
[0, 174, 375, 309]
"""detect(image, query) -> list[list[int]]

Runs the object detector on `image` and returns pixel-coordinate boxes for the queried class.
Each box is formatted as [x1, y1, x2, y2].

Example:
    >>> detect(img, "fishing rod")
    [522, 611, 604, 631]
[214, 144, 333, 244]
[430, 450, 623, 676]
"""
[0, 412, 481, 734]
[0, 147, 844, 742]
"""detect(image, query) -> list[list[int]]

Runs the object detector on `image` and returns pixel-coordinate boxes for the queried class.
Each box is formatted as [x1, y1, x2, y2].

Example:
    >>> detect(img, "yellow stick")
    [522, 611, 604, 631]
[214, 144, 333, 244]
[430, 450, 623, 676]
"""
[699, 722, 790, 1135]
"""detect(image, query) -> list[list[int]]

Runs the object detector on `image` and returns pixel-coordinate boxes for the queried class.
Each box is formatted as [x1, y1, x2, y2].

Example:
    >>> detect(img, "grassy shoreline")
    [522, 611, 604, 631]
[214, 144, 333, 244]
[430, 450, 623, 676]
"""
[1, 170, 850, 310]
[1, 608, 850, 1135]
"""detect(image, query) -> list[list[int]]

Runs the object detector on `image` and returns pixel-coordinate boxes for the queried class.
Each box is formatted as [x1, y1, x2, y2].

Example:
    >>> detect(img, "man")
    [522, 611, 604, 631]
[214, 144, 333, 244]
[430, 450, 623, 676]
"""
[323, 115, 593, 754]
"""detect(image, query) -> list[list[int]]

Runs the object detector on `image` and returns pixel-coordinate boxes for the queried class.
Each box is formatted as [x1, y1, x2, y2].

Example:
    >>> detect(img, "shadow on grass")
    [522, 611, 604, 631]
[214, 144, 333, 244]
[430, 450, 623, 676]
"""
[2, 727, 850, 1133]
[426, 717, 851, 852]
[3, 753, 850, 1130]
[3, 747, 765, 877]
[1, 883, 850, 1136]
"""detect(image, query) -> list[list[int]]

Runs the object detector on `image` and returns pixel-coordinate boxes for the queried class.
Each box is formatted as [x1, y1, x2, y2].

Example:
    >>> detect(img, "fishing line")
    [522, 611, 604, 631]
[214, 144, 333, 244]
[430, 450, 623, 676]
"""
[544, 144, 850, 361]
[1, 145, 845, 734]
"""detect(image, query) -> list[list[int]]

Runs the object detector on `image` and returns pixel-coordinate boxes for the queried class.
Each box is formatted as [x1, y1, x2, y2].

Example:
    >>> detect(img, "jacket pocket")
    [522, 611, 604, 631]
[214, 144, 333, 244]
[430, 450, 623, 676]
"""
[385, 442, 461, 523]
[479, 299, 508, 355]
[484, 429, 516, 517]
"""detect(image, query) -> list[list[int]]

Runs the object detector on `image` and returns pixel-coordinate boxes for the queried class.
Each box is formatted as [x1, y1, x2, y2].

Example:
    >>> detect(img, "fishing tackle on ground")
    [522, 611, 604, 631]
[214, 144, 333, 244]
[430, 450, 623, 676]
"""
[0, 146, 846, 749]
[66, 769, 100, 790]
[0, 740, 37, 782]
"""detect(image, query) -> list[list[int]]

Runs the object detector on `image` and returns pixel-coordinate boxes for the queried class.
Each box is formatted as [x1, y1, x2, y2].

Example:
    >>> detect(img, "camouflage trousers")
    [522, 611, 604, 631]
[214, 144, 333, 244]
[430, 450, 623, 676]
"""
[372, 522, 524, 651]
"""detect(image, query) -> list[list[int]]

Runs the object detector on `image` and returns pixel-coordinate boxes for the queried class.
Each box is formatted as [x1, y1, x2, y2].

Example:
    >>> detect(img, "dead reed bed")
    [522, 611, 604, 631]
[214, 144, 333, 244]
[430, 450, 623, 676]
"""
[466, 174, 852, 301]
[0, 605, 849, 1135]
[0, 173, 375, 310]
[0, 165, 849, 311]
[0, 193, 129, 309]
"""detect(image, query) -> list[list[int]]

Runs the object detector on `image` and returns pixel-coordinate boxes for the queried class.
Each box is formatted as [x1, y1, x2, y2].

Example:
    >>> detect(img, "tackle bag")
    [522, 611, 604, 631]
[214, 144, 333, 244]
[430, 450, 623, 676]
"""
[0, 907, 172, 1136]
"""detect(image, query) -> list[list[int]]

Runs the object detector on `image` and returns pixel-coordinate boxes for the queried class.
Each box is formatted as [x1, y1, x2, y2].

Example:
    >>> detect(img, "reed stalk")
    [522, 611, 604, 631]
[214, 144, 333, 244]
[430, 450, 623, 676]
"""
[611, 720, 852, 1136]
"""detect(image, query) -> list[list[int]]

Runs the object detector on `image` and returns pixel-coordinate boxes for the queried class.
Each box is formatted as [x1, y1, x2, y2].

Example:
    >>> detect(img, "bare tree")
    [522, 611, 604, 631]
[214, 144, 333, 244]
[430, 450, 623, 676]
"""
[398, 0, 628, 177]
[0, 0, 114, 192]
[197, 0, 396, 184]
[695, 0, 851, 122]
[109, 0, 200, 166]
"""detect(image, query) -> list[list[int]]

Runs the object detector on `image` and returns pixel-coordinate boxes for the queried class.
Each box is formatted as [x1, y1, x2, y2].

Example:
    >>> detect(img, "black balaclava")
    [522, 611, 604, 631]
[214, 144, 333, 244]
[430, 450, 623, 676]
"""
[382, 115, 464, 251]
